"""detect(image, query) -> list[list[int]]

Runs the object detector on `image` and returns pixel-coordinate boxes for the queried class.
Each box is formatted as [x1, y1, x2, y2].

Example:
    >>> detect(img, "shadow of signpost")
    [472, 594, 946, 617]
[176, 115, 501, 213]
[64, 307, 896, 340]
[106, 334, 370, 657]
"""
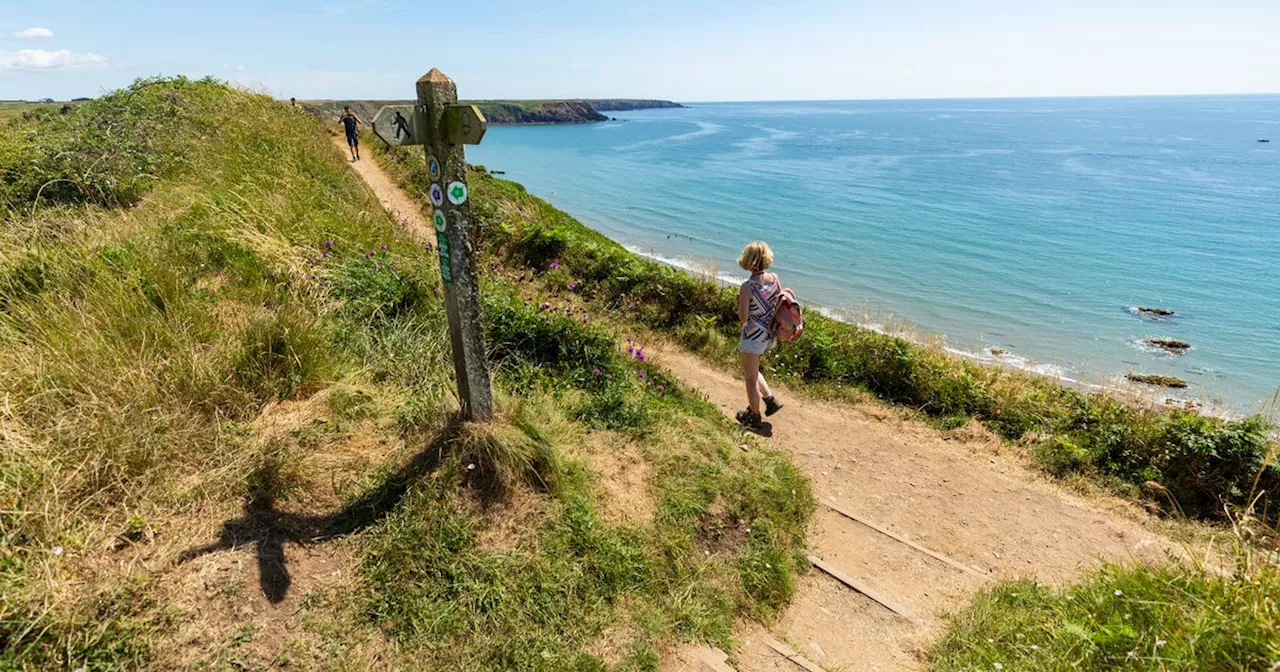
[179, 417, 461, 603]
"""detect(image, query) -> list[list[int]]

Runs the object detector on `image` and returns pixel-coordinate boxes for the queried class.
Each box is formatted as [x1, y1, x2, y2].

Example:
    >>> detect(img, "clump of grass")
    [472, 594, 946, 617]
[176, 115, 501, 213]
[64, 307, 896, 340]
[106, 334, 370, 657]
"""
[930, 534, 1280, 671]
[372, 148, 1277, 524]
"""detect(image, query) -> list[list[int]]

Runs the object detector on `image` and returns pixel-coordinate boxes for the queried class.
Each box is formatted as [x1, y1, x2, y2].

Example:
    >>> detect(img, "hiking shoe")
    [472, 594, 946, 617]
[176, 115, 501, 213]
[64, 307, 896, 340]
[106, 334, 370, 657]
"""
[764, 395, 783, 417]
[736, 408, 762, 430]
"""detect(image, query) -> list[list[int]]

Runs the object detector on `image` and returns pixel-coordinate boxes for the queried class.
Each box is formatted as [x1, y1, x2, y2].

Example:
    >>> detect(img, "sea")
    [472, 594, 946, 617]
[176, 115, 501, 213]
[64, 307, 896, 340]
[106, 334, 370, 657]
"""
[467, 96, 1280, 415]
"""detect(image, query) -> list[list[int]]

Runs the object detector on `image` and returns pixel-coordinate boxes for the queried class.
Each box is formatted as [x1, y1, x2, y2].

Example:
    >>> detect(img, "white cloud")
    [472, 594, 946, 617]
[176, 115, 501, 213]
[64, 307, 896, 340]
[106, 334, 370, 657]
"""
[0, 49, 108, 71]
[15, 27, 55, 39]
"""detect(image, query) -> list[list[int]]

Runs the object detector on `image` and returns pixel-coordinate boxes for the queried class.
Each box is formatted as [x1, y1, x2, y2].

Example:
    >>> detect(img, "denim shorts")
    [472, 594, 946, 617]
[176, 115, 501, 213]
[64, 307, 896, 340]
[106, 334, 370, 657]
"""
[738, 336, 774, 355]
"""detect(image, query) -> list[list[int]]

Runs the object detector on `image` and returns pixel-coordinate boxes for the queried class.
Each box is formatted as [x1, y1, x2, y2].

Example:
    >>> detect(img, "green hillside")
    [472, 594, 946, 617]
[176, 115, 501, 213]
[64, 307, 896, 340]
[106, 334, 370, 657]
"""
[0, 78, 808, 670]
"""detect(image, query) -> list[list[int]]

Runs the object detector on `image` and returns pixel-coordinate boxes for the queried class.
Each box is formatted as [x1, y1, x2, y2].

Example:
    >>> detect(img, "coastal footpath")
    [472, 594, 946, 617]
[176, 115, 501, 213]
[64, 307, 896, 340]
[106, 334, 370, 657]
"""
[2, 79, 1275, 671]
[302, 98, 683, 125]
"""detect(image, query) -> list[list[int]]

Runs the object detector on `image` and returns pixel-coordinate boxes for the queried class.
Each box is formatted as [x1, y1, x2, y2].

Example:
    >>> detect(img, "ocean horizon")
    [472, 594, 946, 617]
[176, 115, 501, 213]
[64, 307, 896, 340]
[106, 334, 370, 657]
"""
[468, 94, 1280, 415]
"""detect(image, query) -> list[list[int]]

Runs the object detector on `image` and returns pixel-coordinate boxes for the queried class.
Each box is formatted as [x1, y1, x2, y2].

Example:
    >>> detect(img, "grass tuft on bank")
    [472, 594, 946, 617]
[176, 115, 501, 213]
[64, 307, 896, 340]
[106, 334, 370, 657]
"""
[930, 547, 1280, 670]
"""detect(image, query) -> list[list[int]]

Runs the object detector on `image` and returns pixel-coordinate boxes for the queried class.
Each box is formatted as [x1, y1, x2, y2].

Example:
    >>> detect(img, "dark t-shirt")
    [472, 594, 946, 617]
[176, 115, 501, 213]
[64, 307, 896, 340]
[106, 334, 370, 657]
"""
[341, 113, 358, 135]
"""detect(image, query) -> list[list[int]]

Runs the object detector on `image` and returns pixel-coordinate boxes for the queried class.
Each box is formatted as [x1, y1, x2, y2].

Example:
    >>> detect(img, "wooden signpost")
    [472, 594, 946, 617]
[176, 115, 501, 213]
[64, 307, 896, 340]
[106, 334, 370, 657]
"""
[374, 70, 493, 421]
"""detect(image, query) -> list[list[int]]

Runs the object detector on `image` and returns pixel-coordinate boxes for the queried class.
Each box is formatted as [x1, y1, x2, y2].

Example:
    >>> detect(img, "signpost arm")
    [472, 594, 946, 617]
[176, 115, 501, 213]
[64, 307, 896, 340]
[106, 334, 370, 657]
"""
[417, 69, 494, 421]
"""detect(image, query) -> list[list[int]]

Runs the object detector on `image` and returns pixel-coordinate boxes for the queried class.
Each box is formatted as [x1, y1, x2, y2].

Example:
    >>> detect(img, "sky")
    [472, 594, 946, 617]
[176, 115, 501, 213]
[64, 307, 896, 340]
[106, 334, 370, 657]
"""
[2, 0, 1278, 102]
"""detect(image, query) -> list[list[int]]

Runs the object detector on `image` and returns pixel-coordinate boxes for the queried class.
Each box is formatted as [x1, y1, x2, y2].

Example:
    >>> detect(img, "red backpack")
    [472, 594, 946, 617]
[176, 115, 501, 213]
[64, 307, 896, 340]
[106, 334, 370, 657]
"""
[770, 288, 804, 343]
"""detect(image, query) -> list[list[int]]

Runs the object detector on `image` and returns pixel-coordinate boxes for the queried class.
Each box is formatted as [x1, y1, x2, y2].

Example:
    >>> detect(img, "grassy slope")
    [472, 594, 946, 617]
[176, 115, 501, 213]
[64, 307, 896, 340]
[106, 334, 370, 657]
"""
[373, 142, 1280, 671]
[0, 79, 810, 670]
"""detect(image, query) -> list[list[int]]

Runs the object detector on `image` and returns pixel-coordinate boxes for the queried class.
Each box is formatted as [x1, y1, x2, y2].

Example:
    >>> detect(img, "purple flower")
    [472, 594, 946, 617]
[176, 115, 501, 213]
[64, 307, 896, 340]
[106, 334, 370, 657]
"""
[325, 239, 333, 250]
[381, 244, 388, 251]
[549, 262, 560, 270]
[627, 345, 635, 356]
[322, 251, 330, 258]
[656, 385, 665, 393]
[308, 257, 316, 265]
[567, 281, 576, 290]
[638, 371, 647, 381]
[592, 367, 602, 376]
[635, 349, 646, 362]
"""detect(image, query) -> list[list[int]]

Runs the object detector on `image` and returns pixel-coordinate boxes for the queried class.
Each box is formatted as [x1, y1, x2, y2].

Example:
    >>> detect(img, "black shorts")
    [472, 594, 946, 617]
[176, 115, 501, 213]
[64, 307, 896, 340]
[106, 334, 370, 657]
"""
[346, 131, 359, 147]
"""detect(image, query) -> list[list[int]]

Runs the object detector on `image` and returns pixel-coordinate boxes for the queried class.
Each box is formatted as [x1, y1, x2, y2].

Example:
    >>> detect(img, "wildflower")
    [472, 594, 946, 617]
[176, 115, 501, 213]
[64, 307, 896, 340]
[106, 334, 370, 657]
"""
[322, 250, 330, 258]
[53, 546, 63, 557]
[627, 345, 635, 356]
[567, 281, 576, 290]
[994, 664, 1003, 671]
[656, 385, 665, 392]
[325, 239, 333, 249]
[635, 349, 646, 362]
[467, 463, 476, 471]
[1114, 589, 1123, 596]
[381, 244, 388, 251]
[550, 261, 559, 270]
[592, 367, 601, 376]
[1155, 640, 1166, 647]
[434, 287, 442, 296]
[308, 257, 317, 265]
[638, 371, 646, 381]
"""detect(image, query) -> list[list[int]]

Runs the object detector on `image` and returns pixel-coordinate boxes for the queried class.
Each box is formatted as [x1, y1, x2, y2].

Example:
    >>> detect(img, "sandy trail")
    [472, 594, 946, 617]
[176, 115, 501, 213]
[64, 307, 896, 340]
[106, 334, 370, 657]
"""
[658, 348, 1178, 671]
[335, 138, 1179, 672]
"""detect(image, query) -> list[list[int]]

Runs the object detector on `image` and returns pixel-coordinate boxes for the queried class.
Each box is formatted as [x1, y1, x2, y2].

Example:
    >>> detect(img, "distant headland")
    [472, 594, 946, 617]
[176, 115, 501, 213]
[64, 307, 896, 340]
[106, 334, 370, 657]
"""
[301, 98, 684, 126]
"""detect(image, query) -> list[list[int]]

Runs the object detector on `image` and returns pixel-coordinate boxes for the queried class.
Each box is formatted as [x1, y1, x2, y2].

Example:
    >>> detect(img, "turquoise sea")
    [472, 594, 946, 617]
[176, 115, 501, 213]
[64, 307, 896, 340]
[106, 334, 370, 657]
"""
[467, 96, 1280, 414]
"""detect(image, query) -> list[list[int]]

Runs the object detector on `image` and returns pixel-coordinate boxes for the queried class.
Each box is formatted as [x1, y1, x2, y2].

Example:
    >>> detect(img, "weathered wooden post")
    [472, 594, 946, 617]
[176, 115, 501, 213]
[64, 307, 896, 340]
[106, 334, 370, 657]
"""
[374, 69, 493, 421]
[419, 69, 493, 421]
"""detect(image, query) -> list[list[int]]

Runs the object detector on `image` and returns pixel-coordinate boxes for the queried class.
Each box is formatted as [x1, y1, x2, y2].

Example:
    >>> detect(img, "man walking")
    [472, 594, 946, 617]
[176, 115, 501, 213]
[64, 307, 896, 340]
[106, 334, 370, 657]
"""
[339, 106, 363, 161]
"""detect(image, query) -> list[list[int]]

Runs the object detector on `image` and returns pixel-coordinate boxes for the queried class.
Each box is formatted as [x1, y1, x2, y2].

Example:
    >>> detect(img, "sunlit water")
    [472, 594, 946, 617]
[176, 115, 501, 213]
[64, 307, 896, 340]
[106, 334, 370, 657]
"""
[468, 96, 1280, 414]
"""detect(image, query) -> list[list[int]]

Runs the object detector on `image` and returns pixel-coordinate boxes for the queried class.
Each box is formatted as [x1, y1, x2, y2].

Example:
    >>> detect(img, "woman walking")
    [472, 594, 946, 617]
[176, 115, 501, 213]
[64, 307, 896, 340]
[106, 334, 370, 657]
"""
[736, 241, 784, 430]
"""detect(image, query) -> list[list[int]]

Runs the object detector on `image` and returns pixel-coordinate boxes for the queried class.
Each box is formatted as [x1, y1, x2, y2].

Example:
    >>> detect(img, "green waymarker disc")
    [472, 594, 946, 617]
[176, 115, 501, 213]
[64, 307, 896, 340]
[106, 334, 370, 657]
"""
[433, 210, 447, 232]
[447, 181, 468, 205]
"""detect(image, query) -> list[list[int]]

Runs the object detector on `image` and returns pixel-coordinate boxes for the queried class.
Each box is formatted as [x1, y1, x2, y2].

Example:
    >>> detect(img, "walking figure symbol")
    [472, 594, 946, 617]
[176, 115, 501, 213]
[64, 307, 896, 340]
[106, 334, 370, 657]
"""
[393, 111, 412, 141]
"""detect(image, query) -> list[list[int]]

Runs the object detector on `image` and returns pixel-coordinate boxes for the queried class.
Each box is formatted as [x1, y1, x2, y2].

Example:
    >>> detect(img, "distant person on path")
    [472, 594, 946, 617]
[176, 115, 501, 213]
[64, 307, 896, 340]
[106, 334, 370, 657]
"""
[340, 106, 363, 161]
[736, 241, 784, 430]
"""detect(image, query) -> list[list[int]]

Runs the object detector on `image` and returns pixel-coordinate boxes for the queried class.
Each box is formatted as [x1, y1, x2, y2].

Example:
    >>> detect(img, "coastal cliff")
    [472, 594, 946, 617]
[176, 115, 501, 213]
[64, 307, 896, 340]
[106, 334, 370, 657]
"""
[302, 98, 683, 126]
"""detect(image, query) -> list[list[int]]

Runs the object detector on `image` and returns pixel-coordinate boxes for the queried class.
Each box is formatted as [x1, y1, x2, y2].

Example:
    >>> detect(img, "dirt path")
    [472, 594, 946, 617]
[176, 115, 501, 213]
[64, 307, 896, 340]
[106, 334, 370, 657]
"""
[332, 136, 434, 243]
[334, 139, 1180, 672]
[657, 348, 1179, 671]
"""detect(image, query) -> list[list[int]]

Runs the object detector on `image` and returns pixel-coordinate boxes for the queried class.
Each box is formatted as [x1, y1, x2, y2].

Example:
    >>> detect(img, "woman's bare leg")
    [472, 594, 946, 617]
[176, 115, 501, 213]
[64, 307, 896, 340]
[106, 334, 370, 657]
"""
[756, 370, 774, 401]
[740, 351, 762, 414]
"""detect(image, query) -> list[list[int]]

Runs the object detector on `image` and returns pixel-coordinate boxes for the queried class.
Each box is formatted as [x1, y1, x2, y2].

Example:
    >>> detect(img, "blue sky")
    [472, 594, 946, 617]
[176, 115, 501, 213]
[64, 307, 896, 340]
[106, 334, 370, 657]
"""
[2, 0, 1278, 101]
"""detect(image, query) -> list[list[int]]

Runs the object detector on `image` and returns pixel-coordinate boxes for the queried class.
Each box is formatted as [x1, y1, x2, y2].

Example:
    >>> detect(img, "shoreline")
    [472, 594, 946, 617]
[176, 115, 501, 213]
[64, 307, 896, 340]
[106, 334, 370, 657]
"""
[621, 244, 1249, 420]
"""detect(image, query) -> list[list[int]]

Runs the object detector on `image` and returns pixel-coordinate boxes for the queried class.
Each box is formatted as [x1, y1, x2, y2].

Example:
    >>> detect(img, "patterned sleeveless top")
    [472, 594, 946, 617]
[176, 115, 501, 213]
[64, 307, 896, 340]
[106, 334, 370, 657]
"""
[742, 272, 781, 344]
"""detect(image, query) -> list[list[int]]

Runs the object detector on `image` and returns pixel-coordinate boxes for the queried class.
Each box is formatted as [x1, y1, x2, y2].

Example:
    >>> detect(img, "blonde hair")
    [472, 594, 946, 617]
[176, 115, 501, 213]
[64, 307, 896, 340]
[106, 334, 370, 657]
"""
[738, 241, 774, 273]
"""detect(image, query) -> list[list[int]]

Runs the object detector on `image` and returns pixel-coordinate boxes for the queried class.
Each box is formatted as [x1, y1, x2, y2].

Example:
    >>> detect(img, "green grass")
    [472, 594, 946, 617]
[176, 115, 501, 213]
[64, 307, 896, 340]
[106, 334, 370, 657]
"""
[930, 549, 1280, 670]
[1, 78, 812, 670]
[373, 145, 1279, 524]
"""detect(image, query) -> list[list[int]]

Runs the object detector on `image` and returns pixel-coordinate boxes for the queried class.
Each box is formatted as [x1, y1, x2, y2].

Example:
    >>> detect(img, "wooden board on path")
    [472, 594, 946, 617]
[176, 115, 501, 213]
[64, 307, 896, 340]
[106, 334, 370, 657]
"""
[821, 500, 989, 578]
[760, 635, 825, 672]
[807, 554, 923, 622]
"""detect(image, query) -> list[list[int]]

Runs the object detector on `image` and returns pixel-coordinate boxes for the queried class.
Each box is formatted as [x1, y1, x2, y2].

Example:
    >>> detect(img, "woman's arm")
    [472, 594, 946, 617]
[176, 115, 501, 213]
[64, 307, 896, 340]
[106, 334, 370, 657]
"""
[738, 283, 751, 326]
